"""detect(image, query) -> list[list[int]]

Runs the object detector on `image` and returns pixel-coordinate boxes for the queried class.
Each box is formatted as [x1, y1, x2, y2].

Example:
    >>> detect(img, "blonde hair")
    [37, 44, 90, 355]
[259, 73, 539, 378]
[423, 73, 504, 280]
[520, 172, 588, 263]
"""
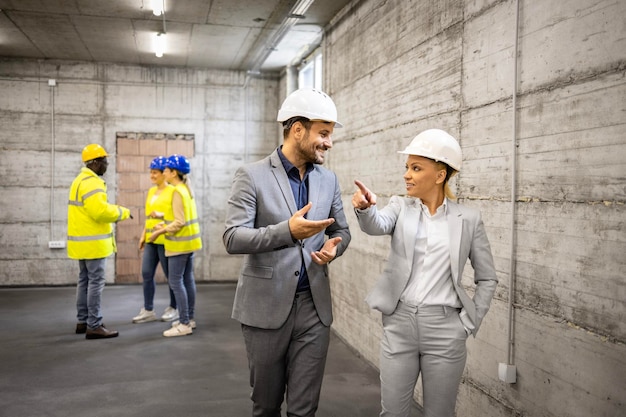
[436, 161, 458, 200]
[174, 171, 195, 199]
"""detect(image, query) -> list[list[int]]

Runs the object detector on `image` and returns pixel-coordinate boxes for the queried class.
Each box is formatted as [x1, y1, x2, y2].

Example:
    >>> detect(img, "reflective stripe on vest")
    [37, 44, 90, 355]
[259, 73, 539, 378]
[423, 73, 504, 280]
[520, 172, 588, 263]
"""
[69, 176, 103, 204]
[165, 218, 200, 241]
[68, 233, 113, 241]
[163, 184, 202, 252]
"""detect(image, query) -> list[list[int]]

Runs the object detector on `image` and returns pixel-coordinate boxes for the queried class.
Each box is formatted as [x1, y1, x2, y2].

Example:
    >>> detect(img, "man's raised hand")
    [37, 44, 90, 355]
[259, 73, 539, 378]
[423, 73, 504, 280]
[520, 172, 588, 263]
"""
[311, 237, 342, 265]
[288, 202, 335, 240]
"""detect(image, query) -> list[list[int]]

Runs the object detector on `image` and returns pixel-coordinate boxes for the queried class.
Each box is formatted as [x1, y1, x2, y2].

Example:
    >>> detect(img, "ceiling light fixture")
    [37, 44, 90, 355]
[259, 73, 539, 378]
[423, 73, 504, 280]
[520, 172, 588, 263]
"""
[154, 32, 165, 58]
[151, 0, 167, 58]
[151, 0, 164, 16]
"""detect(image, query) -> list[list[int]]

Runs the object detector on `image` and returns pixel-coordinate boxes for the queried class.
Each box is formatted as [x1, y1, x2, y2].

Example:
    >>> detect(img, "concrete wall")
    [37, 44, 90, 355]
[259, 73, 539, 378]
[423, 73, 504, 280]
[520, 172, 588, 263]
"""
[324, 0, 625, 416]
[0, 59, 279, 285]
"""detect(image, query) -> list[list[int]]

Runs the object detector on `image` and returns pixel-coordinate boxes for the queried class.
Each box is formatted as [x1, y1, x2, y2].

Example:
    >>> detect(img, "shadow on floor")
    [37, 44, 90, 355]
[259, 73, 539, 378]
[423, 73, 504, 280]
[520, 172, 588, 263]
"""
[0, 283, 422, 417]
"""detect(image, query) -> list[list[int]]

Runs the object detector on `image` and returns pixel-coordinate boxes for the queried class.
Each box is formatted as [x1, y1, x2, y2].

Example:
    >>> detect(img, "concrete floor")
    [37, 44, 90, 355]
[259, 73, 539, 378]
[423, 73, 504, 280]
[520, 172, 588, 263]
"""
[0, 283, 423, 417]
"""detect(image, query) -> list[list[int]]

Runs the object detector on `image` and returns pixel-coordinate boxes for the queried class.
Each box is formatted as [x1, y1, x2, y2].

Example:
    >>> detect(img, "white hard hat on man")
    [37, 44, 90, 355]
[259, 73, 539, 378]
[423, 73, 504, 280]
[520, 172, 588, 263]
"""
[277, 88, 343, 128]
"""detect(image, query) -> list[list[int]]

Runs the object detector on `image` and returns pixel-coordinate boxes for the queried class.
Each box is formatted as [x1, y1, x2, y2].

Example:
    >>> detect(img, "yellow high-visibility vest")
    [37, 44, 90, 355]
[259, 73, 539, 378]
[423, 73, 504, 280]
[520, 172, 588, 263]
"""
[163, 184, 202, 253]
[144, 185, 174, 245]
[67, 167, 130, 260]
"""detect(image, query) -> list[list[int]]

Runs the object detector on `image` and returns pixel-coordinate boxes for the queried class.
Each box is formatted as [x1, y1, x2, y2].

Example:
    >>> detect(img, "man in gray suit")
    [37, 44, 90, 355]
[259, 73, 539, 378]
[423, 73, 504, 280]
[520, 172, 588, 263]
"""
[223, 88, 351, 417]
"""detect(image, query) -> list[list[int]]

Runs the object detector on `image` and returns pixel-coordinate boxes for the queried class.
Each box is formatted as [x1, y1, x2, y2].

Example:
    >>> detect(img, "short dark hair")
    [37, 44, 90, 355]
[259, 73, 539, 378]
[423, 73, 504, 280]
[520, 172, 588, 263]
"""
[282, 116, 312, 139]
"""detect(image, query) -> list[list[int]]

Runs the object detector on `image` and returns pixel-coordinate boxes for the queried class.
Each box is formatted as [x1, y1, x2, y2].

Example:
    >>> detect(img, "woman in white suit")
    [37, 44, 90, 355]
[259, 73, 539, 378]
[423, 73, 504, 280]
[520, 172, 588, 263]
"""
[352, 129, 498, 417]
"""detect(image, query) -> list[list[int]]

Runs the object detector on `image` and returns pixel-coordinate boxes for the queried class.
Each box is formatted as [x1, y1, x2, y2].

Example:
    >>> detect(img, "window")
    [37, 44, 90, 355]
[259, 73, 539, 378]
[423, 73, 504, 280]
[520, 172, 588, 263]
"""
[298, 50, 323, 90]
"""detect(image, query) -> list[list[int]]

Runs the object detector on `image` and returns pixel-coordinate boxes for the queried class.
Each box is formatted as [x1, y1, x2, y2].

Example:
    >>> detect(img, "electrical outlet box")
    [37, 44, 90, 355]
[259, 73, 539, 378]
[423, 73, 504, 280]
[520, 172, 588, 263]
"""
[48, 240, 66, 249]
[498, 363, 517, 384]
[48, 79, 56, 86]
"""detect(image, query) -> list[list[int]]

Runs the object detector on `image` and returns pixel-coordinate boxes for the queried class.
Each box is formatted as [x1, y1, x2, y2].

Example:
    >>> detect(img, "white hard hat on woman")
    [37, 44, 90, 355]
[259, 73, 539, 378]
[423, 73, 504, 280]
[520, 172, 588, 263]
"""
[399, 128, 462, 199]
[398, 128, 462, 171]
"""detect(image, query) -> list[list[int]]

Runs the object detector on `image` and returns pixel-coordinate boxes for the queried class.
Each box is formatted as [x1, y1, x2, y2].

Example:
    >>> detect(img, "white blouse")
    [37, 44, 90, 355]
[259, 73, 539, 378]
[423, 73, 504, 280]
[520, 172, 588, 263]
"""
[400, 198, 462, 308]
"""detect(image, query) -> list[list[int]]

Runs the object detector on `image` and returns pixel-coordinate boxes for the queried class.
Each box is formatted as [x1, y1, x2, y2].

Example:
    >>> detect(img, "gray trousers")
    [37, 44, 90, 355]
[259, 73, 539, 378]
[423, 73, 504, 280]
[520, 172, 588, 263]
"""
[241, 290, 330, 417]
[380, 302, 468, 417]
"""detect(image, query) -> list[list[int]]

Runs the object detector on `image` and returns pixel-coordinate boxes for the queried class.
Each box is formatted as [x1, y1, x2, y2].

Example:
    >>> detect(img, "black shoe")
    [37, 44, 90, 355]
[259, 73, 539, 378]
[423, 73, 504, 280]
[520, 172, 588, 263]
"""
[85, 325, 119, 339]
[76, 322, 107, 334]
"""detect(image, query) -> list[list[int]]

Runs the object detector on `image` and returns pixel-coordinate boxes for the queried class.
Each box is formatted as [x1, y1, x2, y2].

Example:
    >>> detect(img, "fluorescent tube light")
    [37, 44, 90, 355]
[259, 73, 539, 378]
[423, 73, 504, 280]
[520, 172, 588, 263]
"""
[154, 32, 165, 57]
[152, 0, 164, 16]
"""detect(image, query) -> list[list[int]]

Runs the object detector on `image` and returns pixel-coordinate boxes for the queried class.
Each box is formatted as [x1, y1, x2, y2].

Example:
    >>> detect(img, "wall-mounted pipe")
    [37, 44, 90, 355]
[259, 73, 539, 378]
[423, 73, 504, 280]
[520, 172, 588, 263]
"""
[242, 0, 316, 89]
[285, 65, 298, 95]
[49, 79, 56, 241]
[247, 0, 315, 74]
[507, 0, 521, 367]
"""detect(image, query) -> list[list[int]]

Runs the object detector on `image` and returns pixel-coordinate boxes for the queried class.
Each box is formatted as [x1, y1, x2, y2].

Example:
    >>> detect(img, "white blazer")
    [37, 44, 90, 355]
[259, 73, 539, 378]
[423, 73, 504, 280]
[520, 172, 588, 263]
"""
[355, 196, 498, 336]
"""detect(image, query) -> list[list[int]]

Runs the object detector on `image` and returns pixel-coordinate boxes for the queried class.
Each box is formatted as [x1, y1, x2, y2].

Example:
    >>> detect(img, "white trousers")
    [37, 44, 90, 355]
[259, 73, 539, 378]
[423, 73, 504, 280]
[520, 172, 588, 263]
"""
[379, 302, 468, 417]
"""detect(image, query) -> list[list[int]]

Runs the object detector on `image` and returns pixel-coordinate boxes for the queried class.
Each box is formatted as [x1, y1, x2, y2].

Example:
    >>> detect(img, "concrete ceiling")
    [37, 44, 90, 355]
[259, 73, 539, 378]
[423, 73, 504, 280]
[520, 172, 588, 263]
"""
[0, 0, 351, 72]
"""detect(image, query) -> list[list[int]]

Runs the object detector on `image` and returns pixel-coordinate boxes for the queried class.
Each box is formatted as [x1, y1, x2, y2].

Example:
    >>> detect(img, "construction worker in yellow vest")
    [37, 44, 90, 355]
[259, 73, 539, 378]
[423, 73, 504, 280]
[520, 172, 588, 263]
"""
[149, 154, 202, 337]
[67, 144, 131, 339]
[132, 156, 178, 324]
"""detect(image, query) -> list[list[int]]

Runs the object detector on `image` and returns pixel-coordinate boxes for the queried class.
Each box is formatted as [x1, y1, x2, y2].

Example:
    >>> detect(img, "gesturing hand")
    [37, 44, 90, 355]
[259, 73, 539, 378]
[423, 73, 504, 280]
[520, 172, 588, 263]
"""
[288, 202, 335, 240]
[352, 180, 377, 209]
[311, 237, 342, 265]
[148, 222, 165, 243]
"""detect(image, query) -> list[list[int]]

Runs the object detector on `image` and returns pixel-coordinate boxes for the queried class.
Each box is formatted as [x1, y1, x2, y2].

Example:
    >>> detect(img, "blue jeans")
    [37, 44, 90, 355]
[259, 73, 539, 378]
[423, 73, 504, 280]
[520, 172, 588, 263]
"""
[167, 252, 196, 325]
[141, 243, 176, 311]
[76, 258, 107, 329]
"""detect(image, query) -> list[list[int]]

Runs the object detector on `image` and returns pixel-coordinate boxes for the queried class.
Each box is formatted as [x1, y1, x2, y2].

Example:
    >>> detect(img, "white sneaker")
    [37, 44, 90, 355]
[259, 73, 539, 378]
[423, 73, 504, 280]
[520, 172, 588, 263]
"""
[132, 308, 157, 323]
[163, 322, 192, 337]
[161, 306, 179, 322]
[172, 319, 196, 329]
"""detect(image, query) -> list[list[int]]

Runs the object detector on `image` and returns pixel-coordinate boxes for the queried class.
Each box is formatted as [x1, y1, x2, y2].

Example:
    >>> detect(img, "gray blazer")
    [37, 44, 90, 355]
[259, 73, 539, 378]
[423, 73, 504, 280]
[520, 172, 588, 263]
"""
[223, 149, 351, 329]
[355, 196, 497, 336]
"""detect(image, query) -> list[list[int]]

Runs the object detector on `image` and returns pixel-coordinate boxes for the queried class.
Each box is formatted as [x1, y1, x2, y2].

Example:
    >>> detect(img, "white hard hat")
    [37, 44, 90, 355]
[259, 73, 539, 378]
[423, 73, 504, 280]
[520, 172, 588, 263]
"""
[398, 129, 462, 171]
[277, 88, 343, 128]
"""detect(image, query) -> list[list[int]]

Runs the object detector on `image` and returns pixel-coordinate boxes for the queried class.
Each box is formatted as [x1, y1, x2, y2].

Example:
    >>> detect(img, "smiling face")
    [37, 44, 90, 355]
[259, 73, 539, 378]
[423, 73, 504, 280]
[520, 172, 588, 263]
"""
[403, 155, 448, 200]
[294, 120, 334, 165]
[150, 169, 166, 185]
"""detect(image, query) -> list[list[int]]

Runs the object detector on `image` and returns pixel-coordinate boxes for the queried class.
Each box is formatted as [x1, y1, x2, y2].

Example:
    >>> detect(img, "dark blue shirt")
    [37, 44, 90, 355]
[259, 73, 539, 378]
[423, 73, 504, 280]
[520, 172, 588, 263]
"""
[278, 146, 313, 292]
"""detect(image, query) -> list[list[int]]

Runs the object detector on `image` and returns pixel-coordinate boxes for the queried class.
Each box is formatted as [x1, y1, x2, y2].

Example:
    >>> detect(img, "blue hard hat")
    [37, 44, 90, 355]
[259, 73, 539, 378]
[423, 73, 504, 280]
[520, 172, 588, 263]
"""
[165, 154, 190, 174]
[149, 156, 167, 171]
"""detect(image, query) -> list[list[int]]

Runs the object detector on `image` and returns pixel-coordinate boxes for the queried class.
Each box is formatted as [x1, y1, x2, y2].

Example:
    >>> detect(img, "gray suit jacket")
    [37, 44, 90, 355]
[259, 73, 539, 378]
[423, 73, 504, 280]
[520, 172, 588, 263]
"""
[355, 196, 497, 336]
[223, 149, 351, 329]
